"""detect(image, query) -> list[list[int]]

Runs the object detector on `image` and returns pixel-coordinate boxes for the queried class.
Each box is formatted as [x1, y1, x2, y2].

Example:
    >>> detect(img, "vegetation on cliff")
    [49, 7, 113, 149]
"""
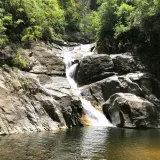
[0, 0, 160, 54]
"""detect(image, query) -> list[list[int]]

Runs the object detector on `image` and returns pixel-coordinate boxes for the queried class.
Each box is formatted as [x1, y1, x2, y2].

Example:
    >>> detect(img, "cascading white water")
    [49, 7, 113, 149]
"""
[63, 51, 78, 90]
[63, 44, 113, 127]
[80, 98, 113, 126]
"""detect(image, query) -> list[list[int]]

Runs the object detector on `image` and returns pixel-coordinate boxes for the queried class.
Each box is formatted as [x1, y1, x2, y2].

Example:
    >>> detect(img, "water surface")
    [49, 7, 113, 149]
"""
[0, 127, 160, 160]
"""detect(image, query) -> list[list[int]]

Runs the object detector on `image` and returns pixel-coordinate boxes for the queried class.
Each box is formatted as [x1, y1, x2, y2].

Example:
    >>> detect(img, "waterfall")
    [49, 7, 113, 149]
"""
[63, 44, 113, 127]
[63, 51, 78, 89]
[80, 98, 113, 126]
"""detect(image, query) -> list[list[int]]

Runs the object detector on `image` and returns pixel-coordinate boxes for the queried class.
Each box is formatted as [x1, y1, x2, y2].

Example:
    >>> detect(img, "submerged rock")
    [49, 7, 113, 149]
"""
[102, 93, 160, 128]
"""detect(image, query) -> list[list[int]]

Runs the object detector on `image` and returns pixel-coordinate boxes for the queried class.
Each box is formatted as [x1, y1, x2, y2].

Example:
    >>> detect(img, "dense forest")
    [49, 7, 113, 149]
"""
[0, 0, 160, 53]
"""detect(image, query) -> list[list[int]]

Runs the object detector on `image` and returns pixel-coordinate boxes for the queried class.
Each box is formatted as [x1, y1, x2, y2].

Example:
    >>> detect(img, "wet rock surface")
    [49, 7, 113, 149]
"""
[75, 50, 160, 128]
[102, 93, 160, 128]
[80, 72, 160, 128]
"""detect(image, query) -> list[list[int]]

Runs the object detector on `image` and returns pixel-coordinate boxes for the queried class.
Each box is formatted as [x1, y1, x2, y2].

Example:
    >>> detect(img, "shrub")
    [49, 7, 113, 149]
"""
[12, 50, 29, 70]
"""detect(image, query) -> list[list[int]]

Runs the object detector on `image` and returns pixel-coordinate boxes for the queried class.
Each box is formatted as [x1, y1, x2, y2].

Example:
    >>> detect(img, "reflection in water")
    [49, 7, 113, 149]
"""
[80, 127, 109, 159]
[0, 127, 160, 160]
[106, 128, 160, 160]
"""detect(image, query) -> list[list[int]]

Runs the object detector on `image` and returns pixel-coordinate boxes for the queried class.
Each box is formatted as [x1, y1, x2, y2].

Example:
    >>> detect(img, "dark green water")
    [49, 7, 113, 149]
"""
[0, 127, 160, 160]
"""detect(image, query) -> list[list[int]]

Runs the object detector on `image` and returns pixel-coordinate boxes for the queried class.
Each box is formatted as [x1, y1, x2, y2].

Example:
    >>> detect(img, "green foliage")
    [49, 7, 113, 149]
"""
[0, 19, 8, 47]
[12, 50, 29, 70]
[65, 4, 81, 31]
[21, 26, 42, 41]
[79, 11, 99, 40]
[0, 2, 10, 48]
[1, 0, 159, 53]
[19, 79, 31, 96]
[0, 0, 100, 44]
[0, 0, 65, 43]
[115, 3, 135, 38]
[57, 0, 99, 42]
[96, 0, 160, 53]
[96, 0, 119, 52]
[90, 0, 99, 10]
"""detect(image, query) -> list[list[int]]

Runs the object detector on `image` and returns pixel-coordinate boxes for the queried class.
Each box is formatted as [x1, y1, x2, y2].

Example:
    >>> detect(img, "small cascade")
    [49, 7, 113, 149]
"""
[62, 44, 113, 127]
[63, 51, 78, 89]
[81, 98, 113, 126]
[66, 63, 78, 89]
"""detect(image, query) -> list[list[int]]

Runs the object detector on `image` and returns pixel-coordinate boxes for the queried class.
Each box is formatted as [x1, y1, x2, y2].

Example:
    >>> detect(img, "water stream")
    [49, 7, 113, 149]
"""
[62, 44, 113, 127]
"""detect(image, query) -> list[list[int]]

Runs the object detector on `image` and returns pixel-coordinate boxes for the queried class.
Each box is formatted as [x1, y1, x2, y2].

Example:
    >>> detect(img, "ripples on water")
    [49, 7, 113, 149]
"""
[0, 127, 160, 160]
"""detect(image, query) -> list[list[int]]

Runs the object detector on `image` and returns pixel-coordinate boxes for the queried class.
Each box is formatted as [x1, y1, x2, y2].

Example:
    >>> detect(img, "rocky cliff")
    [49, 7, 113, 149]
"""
[0, 42, 83, 135]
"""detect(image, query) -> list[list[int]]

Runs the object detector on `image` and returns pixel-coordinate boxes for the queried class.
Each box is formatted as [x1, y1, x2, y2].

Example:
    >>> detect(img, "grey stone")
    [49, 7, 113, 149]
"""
[102, 93, 160, 128]
[76, 54, 115, 85]
[81, 74, 143, 105]
[111, 53, 146, 74]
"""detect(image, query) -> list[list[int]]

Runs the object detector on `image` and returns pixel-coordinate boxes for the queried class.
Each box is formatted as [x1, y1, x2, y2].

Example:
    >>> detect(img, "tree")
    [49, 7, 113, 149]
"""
[96, 0, 160, 53]
[96, 0, 119, 52]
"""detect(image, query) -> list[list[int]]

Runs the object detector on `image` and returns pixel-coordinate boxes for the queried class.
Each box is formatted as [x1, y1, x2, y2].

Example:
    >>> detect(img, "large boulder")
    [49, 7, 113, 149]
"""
[80, 72, 160, 107]
[111, 53, 146, 74]
[76, 54, 115, 85]
[75, 53, 146, 86]
[75, 52, 147, 85]
[125, 72, 160, 107]
[62, 98, 83, 128]
[102, 93, 160, 128]
[36, 74, 83, 128]
[23, 42, 65, 76]
[81, 74, 143, 105]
